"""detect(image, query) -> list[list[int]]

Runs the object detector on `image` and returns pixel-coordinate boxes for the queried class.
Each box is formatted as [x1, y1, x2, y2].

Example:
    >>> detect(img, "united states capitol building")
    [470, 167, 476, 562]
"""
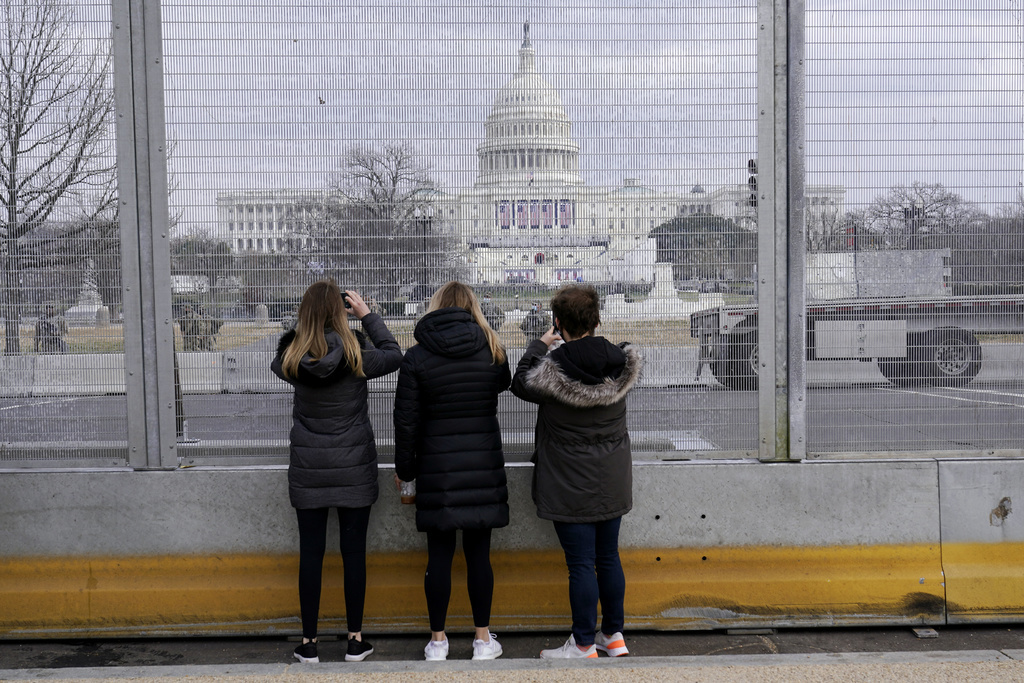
[216, 26, 844, 287]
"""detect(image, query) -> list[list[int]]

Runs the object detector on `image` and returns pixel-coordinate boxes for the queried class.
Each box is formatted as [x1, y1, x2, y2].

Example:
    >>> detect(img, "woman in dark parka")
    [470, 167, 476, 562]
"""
[511, 284, 643, 660]
[394, 281, 510, 662]
[271, 280, 402, 664]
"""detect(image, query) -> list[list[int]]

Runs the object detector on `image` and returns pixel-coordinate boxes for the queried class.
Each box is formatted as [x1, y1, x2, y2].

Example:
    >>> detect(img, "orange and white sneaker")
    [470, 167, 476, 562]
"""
[595, 631, 629, 657]
[540, 634, 598, 659]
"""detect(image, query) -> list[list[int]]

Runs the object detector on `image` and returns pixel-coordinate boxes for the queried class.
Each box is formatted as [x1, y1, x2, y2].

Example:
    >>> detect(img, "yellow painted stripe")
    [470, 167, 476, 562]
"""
[0, 544, 947, 637]
[942, 541, 1024, 622]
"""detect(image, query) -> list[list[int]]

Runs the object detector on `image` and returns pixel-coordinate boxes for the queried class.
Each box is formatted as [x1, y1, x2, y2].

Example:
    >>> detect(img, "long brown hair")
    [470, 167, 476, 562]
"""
[427, 281, 506, 365]
[281, 279, 364, 378]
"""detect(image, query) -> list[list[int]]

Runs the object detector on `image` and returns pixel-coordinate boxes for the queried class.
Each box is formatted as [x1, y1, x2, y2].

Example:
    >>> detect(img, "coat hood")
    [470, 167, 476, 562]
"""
[523, 340, 643, 408]
[275, 327, 361, 386]
[414, 307, 488, 358]
[549, 336, 626, 385]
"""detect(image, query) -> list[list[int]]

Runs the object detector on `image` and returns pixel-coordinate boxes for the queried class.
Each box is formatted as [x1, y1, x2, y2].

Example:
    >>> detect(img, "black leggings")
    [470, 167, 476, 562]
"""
[425, 528, 494, 632]
[295, 506, 371, 638]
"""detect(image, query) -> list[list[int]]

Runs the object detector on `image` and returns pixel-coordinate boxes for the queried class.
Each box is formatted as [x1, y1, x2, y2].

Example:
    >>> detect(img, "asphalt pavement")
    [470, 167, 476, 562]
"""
[2, 626, 1023, 681]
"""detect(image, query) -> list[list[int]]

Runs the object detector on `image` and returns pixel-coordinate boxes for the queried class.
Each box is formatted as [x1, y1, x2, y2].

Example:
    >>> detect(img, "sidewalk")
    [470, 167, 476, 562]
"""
[2, 627, 1023, 682]
[2, 650, 1023, 682]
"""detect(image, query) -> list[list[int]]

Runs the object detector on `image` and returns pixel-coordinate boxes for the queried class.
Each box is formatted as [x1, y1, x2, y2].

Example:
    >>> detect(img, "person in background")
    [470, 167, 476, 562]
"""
[271, 280, 403, 664]
[394, 281, 511, 662]
[511, 284, 643, 660]
[282, 305, 299, 331]
[195, 304, 222, 351]
[179, 303, 201, 351]
[519, 300, 549, 341]
[479, 292, 504, 331]
[34, 304, 69, 354]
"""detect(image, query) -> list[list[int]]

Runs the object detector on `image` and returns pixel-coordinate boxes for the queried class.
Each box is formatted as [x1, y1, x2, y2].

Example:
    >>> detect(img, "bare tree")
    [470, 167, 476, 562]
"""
[337, 143, 435, 226]
[1, 0, 115, 353]
[805, 200, 843, 251]
[866, 182, 985, 249]
[994, 190, 1024, 220]
[170, 232, 234, 293]
[650, 214, 755, 282]
[292, 143, 466, 299]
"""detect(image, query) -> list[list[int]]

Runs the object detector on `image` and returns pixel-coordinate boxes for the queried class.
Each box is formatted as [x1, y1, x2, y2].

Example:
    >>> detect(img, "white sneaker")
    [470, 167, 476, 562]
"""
[540, 634, 598, 659]
[472, 632, 503, 660]
[595, 630, 629, 657]
[424, 638, 449, 661]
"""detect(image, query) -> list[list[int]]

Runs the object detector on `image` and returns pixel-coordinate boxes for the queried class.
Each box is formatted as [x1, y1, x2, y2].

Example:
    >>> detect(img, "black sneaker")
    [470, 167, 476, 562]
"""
[345, 637, 374, 662]
[293, 640, 319, 664]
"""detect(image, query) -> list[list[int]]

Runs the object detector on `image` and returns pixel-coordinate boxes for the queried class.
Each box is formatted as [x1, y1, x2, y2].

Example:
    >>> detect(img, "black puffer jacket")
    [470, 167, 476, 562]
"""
[511, 336, 643, 523]
[271, 313, 403, 509]
[394, 307, 511, 532]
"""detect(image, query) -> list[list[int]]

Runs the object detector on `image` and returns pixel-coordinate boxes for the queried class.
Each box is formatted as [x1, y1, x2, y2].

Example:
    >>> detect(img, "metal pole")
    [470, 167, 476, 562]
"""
[111, 0, 177, 469]
[756, 0, 806, 461]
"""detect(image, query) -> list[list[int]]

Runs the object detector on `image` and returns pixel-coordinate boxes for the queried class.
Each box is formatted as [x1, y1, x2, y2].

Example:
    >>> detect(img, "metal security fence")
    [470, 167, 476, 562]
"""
[0, 0, 127, 466]
[803, 2, 1024, 455]
[2, 0, 1023, 468]
[158, 0, 760, 464]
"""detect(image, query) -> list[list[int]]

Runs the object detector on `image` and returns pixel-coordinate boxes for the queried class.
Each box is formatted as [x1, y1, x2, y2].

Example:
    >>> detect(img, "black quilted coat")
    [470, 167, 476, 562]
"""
[271, 313, 403, 509]
[511, 336, 643, 524]
[393, 307, 511, 532]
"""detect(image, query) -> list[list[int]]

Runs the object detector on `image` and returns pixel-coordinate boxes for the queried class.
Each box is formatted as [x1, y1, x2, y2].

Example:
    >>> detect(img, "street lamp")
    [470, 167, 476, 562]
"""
[413, 204, 434, 297]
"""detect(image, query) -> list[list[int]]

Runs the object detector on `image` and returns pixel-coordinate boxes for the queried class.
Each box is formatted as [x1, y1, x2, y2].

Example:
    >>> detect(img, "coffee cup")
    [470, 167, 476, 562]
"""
[400, 480, 416, 504]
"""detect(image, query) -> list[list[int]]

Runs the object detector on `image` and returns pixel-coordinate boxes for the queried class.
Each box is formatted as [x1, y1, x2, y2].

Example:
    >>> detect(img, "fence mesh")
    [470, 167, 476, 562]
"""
[804, 2, 1024, 455]
[5, 2, 1021, 466]
[162, 0, 759, 463]
[0, 0, 126, 465]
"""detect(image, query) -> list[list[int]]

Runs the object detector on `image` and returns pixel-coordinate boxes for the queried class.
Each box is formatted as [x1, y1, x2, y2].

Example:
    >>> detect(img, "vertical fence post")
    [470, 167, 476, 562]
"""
[111, 0, 177, 469]
[757, 0, 806, 461]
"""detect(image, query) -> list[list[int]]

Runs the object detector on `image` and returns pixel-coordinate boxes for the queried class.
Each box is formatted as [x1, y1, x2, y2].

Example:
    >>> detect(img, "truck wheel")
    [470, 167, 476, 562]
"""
[710, 359, 732, 387]
[723, 333, 758, 390]
[925, 328, 981, 386]
[877, 333, 931, 387]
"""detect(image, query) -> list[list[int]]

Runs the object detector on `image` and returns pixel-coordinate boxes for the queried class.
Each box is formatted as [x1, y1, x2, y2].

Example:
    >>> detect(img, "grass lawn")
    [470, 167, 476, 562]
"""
[9, 320, 1017, 356]
[10, 316, 699, 355]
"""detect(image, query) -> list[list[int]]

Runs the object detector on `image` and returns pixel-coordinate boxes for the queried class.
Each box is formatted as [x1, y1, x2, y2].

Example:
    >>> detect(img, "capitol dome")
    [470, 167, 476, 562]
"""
[475, 24, 582, 188]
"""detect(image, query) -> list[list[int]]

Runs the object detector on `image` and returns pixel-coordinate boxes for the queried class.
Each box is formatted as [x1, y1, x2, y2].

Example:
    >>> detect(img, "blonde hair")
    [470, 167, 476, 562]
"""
[428, 281, 506, 365]
[281, 279, 364, 379]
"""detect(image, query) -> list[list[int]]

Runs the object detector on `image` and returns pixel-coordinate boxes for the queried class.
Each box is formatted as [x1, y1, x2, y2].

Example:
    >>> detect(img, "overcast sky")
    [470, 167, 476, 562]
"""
[91, 0, 1024, 232]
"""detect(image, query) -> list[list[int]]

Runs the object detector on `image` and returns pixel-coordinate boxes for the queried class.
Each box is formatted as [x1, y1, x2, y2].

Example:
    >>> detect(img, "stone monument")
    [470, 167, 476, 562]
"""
[65, 260, 104, 326]
[602, 262, 725, 320]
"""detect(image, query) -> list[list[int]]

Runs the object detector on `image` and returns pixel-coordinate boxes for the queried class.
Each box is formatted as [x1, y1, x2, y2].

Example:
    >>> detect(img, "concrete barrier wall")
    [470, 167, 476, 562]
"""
[938, 459, 1024, 624]
[0, 460, 942, 556]
[4, 342, 1024, 397]
[0, 459, 959, 636]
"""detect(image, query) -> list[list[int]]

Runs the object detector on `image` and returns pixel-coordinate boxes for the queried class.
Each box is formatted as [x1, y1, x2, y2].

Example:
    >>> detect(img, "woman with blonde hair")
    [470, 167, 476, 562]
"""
[271, 279, 403, 664]
[394, 281, 510, 661]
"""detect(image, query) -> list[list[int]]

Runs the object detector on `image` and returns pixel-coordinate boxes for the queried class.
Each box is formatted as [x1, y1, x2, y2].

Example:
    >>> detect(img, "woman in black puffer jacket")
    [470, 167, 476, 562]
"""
[271, 280, 402, 664]
[394, 281, 510, 662]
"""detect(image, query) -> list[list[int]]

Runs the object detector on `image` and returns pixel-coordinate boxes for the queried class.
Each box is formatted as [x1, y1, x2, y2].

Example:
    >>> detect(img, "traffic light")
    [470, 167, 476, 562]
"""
[747, 159, 757, 208]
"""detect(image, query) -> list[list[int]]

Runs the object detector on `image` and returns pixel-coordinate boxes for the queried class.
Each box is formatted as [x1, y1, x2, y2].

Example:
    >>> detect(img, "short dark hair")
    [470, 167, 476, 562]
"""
[550, 284, 600, 338]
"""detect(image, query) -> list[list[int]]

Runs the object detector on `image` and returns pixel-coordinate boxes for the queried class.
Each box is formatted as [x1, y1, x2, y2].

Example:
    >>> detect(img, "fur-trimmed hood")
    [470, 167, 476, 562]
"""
[521, 341, 643, 409]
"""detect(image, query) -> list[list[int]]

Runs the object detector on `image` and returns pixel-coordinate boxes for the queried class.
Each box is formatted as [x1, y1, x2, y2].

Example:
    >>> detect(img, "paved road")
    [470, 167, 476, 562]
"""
[4, 382, 1024, 459]
[0, 626, 1022, 681]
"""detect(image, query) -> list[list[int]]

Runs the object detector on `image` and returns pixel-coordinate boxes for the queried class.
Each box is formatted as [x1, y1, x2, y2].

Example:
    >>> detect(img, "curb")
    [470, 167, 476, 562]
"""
[0, 649, 1021, 679]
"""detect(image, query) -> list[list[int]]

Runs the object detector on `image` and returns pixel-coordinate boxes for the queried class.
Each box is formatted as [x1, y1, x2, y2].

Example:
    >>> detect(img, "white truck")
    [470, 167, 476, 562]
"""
[690, 249, 1024, 389]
